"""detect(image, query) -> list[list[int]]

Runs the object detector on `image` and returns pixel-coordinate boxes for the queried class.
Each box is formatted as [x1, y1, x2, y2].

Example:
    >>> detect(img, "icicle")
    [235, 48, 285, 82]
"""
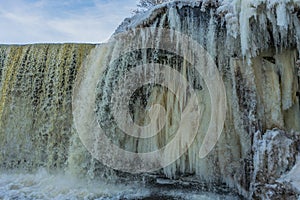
[239, 1, 253, 56]
[276, 2, 289, 30]
[168, 5, 181, 31]
[207, 9, 217, 58]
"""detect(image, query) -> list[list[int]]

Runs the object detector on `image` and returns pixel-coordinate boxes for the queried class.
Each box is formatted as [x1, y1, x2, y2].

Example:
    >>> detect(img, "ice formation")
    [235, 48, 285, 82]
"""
[252, 129, 299, 199]
[0, 0, 299, 199]
[117, 0, 300, 61]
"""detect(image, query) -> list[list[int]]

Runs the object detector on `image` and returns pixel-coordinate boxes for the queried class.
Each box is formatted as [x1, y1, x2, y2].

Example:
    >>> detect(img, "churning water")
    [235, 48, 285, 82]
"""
[0, 169, 240, 200]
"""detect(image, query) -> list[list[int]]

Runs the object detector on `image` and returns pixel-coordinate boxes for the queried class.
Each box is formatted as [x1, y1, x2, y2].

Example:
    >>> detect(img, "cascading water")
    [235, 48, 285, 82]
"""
[0, 1, 300, 199]
[0, 44, 95, 171]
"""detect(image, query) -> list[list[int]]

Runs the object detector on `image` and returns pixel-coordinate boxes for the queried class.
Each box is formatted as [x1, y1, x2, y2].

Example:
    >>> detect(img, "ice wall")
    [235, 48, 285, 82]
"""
[0, 0, 299, 199]
[106, 0, 300, 197]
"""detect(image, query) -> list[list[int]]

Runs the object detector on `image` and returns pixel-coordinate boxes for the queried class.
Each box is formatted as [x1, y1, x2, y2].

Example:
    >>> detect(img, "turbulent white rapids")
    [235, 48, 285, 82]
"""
[0, 0, 300, 199]
[0, 170, 240, 200]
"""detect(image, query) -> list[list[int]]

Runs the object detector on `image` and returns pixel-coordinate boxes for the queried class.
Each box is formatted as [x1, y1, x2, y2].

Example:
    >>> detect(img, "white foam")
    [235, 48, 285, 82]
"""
[0, 169, 239, 200]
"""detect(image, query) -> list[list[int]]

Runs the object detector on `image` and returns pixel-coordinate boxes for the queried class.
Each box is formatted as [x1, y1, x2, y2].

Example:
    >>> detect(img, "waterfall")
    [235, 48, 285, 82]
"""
[0, 44, 95, 171]
[1, 1, 300, 199]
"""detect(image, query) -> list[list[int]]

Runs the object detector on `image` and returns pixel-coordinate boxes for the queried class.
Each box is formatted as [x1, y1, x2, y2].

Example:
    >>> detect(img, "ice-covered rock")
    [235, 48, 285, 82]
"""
[251, 129, 300, 199]
[117, 0, 300, 62]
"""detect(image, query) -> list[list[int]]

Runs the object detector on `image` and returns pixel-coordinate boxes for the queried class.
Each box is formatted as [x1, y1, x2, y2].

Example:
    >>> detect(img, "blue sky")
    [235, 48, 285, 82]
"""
[0, 0, 138, 44]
